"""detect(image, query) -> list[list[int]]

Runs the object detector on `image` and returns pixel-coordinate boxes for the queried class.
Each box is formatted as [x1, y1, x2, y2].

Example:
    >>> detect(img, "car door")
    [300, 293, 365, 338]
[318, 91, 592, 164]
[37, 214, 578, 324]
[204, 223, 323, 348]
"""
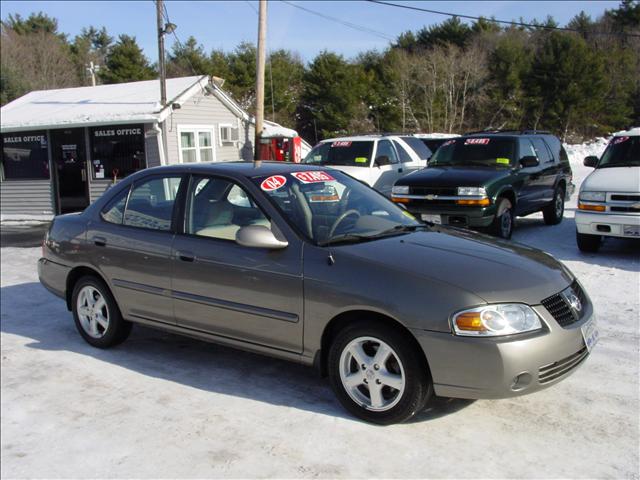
[86, 174, 184, 325]
[371, 139, 402, 196]
[170, 174, 304, 352]
[531, 137, 559, 204]
[514, 138, 545, 213]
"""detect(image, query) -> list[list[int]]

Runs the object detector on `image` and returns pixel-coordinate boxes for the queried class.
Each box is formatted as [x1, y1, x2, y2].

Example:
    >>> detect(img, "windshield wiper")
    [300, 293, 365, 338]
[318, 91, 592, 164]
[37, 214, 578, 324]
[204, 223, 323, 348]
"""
[319, 224, 429, 247]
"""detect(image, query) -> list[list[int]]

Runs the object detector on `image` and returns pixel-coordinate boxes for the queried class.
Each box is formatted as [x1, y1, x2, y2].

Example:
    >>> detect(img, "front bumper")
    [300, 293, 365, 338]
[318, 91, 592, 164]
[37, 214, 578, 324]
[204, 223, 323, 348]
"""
[575, 211, 640, 238]
[411, 301, 594, 399]
[403, 203, 496, 228]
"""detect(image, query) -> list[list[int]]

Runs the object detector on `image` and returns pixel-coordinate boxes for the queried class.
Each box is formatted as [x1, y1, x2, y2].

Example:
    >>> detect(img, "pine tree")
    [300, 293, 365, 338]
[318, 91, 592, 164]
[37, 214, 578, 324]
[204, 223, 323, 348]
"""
[99, 35, 155, 84]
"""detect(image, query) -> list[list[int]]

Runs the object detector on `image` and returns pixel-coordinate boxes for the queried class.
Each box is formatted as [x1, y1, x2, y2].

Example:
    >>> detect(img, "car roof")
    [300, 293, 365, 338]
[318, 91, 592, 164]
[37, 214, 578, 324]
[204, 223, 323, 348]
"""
[140, 161, 338, 179]
[319, 134, 405, 143]
[613, 127, 639, 137]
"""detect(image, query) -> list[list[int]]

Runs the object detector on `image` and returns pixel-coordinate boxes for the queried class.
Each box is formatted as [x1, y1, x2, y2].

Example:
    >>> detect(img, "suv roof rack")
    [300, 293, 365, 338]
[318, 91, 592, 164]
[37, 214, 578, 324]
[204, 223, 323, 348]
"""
[464, 129, 552, 136]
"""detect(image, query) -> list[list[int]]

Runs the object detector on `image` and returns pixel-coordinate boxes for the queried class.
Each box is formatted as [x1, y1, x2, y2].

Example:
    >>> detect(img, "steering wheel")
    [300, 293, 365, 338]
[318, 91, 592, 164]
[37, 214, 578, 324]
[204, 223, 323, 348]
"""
[328, 209, 361, 240]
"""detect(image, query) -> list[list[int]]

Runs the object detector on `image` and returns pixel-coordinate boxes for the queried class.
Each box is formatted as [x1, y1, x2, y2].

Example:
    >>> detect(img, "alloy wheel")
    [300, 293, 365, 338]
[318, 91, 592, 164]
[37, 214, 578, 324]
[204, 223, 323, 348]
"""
[339, 336, 406, 412]
[76, 286, 110, 338]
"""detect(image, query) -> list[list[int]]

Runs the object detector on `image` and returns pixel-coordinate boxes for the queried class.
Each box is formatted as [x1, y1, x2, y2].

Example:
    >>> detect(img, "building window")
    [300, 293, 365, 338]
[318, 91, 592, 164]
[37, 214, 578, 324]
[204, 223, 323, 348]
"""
[218, 124, 239, 146]
[1, 131, 50, 180]
[89, 124, 146, 180]
[179, 127, 215, 163]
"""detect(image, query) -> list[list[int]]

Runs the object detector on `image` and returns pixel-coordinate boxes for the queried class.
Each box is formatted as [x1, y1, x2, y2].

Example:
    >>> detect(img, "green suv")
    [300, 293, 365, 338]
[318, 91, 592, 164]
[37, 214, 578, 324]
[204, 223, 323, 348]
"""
[391, 131, 574, 238]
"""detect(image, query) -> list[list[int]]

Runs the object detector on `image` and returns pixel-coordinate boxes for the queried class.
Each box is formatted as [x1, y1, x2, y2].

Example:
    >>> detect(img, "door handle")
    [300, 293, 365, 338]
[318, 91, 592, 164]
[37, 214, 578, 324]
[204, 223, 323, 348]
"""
[177, 251, 195, 262]
[93, 236, 107, 247]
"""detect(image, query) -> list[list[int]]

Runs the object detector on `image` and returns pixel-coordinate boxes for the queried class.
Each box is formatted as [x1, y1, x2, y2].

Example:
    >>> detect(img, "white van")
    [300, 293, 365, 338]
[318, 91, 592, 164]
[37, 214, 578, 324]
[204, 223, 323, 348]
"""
[303, 135, 431, 197]
[576, 127, 640, 252]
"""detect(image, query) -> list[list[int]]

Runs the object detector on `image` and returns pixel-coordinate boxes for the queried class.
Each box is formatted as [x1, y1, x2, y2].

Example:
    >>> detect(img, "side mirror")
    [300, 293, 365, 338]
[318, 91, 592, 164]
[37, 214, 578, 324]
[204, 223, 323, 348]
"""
[236, 225, 288, 249]
[584, 156, 598, 168]
[519, 155, 539, 168]
[375, 155, 391, 167]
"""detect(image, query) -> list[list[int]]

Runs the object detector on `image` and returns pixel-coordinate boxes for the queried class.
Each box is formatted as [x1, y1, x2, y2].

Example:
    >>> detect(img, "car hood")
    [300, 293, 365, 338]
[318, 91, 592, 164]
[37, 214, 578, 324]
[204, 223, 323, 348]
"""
[339, 228, 573, 305]
[327, 165, 373, 185]
[581, 166, 640, 193]
[401, 166, 511, 187]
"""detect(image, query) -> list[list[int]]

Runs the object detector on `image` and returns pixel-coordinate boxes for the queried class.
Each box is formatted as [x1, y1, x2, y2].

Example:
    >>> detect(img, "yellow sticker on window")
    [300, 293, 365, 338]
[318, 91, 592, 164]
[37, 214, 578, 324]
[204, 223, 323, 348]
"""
[402, 210, 416, 220]
[355, 157, 368, 163]
[496, 158, 510, 165]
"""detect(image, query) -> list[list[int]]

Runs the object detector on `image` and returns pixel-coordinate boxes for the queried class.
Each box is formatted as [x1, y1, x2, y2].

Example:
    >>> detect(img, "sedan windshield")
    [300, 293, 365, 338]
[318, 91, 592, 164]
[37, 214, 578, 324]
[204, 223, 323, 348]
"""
[303, 141, 374, 168]
[430, 137, 516, 168]
[597, 136, 640, 168]
[253, 170, 421, 245]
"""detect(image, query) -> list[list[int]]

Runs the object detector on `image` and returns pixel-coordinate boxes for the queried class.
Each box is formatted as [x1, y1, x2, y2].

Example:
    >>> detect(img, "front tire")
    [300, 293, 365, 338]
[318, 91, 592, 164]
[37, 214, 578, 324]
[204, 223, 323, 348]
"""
[576, 230, 602, 253]
[489, 198, 514, 239]
[543, 186, 565, 225]
[328, 322, 432, 425]
[72, 275, 132, 348]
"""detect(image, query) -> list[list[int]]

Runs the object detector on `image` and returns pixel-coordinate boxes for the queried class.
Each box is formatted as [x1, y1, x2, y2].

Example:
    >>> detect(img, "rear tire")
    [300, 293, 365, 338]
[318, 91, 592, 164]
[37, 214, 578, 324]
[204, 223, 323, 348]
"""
[489, 197, 514, 239]
[327, 321, 432, 425]
[576, 230, 602, 253]
[71, 275, 132, 348]
[543, 186, 565, 225]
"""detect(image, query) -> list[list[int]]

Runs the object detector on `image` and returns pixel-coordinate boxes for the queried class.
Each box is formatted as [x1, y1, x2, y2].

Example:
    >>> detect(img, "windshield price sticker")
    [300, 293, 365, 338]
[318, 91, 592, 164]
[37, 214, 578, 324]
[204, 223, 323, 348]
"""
[442, 140, 456, 147]
[292, 171, 335, 183]
[465, 138, 490, 145]
[612, 136, 629, 144]
[332, 141, 352, 147]
[260, 175, 287, 191]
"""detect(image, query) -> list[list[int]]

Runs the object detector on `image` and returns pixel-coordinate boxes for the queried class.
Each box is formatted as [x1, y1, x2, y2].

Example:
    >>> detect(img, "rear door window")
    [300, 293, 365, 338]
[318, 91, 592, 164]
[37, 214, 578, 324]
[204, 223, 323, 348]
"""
[124, 176, 182, 231]
[101, 186, 130, 224]
[531, 138, 553, 164]
[392, 140, 414, 163]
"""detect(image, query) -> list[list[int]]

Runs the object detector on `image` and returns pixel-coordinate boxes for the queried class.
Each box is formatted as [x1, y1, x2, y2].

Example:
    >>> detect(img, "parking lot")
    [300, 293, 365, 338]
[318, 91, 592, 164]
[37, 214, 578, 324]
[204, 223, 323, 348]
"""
[1, 158, 639, 478]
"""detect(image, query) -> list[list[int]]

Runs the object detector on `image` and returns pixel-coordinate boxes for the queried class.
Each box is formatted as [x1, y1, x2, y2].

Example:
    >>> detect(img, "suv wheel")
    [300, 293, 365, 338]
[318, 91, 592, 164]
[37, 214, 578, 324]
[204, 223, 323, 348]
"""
[543, 186, 565, 225]
[328, 322, 432, 425]
[576, 230, 602, 253]
[72, 275, 132, 348]
[489, 198, 514, 239]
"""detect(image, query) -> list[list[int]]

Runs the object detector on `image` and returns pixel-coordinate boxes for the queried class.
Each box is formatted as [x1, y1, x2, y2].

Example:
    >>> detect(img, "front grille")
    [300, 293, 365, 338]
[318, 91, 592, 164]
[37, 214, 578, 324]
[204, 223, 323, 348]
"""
[410, 186, 457, 196]
[538, 347, 589, 384]
[611, 194, 640, 202]
[611, 206, 638, 213]
[541, 280, 587, 328]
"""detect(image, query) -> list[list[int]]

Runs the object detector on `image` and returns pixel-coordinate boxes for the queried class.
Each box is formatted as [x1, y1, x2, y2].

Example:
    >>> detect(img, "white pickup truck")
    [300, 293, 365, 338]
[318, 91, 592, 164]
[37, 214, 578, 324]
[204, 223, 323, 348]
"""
[575, 127, 640, 252]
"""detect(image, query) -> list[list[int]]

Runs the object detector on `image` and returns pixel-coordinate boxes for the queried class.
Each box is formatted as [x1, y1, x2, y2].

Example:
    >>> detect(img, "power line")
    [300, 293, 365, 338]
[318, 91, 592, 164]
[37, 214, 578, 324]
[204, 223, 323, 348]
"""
[366, 0, 640, 38]
[281, 0, 394, 41]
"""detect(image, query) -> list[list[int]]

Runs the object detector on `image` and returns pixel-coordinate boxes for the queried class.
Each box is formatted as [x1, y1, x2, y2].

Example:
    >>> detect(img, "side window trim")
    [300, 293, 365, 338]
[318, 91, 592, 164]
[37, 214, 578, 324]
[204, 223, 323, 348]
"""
[392, 140, 413, 163]
[540, 139, 556, 163]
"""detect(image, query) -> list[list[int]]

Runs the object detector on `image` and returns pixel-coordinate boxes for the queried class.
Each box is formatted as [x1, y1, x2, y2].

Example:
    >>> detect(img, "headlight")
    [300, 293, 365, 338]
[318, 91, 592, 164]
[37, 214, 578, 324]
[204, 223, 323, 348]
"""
[452, 304, 542, 337]
[392, 185, 409, 195]
[579, 191, 606, 202]
[457, 187, 486, 196]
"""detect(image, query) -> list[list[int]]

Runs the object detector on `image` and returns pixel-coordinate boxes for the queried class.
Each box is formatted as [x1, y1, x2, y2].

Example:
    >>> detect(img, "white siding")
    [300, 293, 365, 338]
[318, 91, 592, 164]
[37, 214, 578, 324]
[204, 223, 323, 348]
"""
[89, 180, 114, 203]
[165, 90, 254, 164]
[0, 180, 54, 216]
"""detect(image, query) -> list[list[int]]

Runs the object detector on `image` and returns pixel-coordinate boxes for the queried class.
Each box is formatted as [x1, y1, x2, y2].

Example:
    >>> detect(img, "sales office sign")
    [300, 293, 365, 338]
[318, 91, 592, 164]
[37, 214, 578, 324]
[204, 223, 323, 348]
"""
[3, 133, 48, 148]
[93, 127, 143, 137]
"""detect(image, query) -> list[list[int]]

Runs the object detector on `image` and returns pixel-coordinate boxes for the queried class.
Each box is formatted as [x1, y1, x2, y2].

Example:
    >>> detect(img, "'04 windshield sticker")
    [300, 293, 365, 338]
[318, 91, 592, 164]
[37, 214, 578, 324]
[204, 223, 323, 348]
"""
[464, 138, 490, 145]
[291, 171, 336, 183]
[612, 136, 629, 145]
[260, 175, 287, 191]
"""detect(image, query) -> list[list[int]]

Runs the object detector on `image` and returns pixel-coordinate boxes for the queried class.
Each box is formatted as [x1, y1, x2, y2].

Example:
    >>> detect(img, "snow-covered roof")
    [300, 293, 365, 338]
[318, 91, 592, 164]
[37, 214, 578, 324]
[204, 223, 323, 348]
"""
[0, 75, 209, 133]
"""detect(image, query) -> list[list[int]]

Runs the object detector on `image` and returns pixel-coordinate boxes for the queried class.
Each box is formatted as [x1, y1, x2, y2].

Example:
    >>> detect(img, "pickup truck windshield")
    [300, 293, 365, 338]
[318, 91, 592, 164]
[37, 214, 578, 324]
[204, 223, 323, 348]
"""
[598, 136, 640, 168]
[303, 141, 374, 167]
[430, 137, 516, 168]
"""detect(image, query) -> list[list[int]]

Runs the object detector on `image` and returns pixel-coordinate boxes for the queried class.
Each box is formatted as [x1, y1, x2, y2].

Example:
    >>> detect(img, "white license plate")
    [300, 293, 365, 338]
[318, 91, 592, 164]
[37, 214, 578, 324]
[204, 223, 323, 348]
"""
[421, 214, 442, 224]
[581, 317, 599, 352]
[623, 225, 640, 237]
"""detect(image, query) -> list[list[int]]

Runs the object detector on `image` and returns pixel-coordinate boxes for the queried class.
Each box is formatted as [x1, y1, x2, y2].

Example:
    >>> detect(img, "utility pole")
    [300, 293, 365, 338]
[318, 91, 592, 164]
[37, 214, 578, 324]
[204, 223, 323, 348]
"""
[254, 0, 267, 162]
[156, 0, 167, 107]
[86, 61, 100, 86]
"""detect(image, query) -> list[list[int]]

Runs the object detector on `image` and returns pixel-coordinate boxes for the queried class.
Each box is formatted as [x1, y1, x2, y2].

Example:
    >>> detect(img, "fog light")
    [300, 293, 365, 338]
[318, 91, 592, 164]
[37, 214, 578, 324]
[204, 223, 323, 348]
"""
[511, 372, 532, 391]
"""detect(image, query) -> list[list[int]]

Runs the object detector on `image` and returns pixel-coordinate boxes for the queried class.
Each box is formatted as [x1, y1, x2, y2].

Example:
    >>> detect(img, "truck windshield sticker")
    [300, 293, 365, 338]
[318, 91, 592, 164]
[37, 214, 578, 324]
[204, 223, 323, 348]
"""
[496, 157, 510, 164]
[291, 171, 336, 183]
[465, 138, 490, 145]
[612, 136, 629, 145]
[355, 157, 368, 163]
[260, 175, 287, 191]
[331, 141, 352, 147]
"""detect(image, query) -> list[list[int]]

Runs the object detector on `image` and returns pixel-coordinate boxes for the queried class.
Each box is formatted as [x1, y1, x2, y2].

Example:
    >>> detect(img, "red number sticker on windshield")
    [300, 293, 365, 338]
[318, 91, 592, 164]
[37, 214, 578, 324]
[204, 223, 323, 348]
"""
[291, 171, 336, 183]
[331, 141, 352, 147]
[442, 139, 456, 147]
[464, 138, 490, 145]
[612, 136, 629, 144]
[260, 175, 287, 191]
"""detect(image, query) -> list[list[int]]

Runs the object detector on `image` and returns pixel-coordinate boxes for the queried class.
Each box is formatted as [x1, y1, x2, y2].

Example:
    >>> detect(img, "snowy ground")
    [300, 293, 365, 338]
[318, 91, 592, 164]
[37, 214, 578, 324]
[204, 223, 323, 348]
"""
[1, 143, 638, 478]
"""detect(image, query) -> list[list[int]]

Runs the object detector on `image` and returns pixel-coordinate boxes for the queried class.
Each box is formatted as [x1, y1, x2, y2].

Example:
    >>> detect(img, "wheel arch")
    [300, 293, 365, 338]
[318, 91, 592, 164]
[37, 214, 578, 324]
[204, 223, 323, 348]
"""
[495, 187, 516, 209]
[65, 265, 111, 311]
[316, 309, 431, 379]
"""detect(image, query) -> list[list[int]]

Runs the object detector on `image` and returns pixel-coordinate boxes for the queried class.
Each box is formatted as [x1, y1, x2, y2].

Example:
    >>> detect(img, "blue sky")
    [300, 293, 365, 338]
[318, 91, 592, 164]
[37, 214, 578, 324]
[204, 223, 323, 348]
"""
[0, 1, 620, 62]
